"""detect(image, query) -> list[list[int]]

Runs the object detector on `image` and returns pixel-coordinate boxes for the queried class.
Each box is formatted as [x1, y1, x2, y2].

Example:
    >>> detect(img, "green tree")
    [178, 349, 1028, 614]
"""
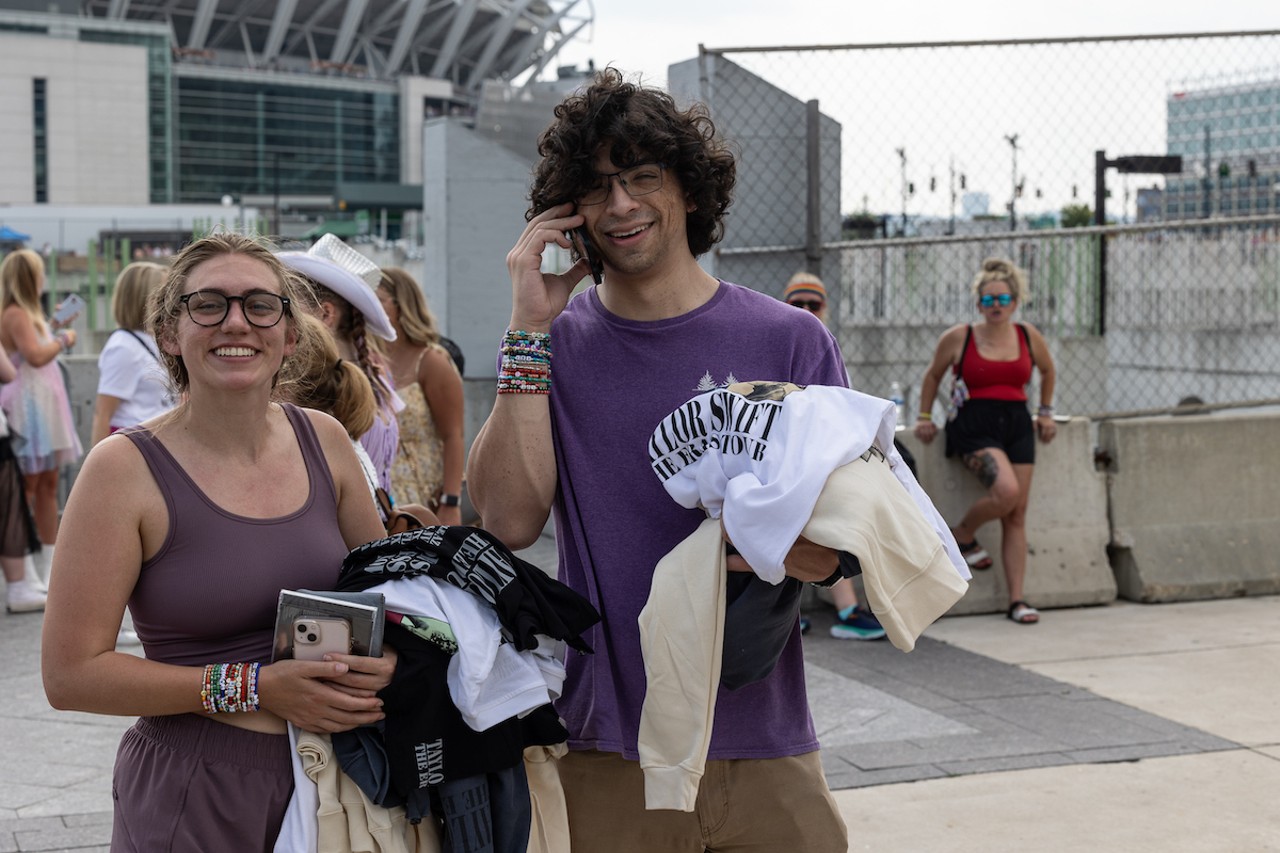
[1060, 203, 1093, 228]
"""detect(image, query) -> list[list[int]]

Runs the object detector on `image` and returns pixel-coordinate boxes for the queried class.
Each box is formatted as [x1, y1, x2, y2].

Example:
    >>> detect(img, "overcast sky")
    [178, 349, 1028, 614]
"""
[552, 1, 1279, 88]
[546, 3, 1279, 218]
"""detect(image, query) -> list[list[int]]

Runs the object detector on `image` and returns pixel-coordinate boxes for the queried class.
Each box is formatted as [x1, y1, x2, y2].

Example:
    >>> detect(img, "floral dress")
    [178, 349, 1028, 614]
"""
[389, 347, 445, 507]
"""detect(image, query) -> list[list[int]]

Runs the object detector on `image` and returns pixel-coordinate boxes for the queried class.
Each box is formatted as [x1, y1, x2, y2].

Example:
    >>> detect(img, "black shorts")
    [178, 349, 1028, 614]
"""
[945, 398, 1036, 464]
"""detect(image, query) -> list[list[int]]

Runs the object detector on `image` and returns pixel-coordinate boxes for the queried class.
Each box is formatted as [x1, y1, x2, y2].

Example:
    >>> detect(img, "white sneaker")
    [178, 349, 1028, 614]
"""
[6, 582, 47, 613]
[22, 554, 47, 593]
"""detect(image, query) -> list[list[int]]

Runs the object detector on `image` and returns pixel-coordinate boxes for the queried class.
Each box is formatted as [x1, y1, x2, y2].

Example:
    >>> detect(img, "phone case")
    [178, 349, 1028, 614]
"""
[52, 294, 85, 325]
[291, 617, 353, 661]
[272, 589, 384, 661]
[575, 227, 604, 284]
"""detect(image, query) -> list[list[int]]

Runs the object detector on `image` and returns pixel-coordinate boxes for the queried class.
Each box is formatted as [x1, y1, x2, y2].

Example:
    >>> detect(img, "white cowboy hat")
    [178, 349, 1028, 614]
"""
[277, 234, 396, 341]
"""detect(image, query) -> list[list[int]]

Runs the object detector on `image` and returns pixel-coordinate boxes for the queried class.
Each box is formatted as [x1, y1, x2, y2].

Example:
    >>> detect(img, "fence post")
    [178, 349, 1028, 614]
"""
[1094, 149, 1108, 336]
[805, 99, 822, 280]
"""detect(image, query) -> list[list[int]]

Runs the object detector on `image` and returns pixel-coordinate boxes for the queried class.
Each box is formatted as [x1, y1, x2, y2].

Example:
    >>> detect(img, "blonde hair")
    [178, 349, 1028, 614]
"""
[279, 312, 377, 439]
[970, 257, 1029, 303]
[148, 231, 322, 396]
[299, 280, 393, 407]
[113, 261, 166, 331]
[378, 267, 440, 348]
[1, 249, 48, 334]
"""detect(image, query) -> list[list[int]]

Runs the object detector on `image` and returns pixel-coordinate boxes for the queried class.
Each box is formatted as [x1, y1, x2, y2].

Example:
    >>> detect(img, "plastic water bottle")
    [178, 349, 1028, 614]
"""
[888, 381, 905, 427]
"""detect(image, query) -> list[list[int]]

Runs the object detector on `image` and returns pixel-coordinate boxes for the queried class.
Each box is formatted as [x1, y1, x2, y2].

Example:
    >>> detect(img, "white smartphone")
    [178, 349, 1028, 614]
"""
[291, 617, 353, 661]
[51, 293, 86, 325]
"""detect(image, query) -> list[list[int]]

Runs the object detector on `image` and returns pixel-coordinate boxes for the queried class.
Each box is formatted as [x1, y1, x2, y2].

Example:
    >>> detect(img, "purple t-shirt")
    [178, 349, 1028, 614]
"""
[548, 281, 849, 760]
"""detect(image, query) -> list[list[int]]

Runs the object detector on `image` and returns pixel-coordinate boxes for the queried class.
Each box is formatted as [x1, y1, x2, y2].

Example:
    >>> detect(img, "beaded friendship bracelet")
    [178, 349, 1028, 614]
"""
[498, 329, 551, 395]
[200, 662, 260, 714]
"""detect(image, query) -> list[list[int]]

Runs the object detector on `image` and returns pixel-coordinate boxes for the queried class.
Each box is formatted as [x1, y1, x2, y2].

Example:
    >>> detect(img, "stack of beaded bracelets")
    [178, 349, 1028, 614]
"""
[497, 329, 551, 395]
[200, 662, 260, 714]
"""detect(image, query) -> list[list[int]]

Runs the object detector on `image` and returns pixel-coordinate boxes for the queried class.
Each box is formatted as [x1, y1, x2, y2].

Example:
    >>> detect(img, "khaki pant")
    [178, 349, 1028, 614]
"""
[557, 749, 848, 852]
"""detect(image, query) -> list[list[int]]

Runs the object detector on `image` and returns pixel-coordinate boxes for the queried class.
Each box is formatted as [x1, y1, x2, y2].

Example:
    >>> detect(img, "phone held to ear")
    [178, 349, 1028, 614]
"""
[574, 228, 604, 285]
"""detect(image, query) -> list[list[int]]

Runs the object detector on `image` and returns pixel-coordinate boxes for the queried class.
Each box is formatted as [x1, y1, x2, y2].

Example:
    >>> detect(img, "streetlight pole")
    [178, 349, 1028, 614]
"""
[948, 156, 957, 236]
[896, 147, 907, 236]
[1005, 133, 1019, 230]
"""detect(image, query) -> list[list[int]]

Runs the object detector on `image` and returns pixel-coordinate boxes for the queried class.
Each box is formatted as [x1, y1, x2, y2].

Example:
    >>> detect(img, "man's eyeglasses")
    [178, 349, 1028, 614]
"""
[788, 299, 825, 313]
[979, 293, 1015, 308]
[180, 291, 290, 328]
[578, 163, 666, 206]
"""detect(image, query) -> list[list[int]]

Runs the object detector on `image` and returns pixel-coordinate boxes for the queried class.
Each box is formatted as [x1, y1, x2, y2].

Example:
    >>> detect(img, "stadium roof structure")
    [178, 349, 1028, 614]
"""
[79, 0, 593, 97]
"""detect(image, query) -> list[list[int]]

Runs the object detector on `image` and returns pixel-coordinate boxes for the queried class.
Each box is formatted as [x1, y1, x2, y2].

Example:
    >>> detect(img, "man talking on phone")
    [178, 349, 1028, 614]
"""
[467, 68, 849, 851]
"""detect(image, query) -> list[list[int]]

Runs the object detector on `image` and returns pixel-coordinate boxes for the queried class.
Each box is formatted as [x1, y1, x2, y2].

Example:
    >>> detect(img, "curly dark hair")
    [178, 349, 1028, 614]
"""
[527, 67, 736, 258]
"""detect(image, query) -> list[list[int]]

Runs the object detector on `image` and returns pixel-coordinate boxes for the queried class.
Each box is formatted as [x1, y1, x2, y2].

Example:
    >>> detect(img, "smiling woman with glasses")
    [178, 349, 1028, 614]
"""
[42, 231, 398, 851]
[913, 257, 1057, 627]
[179, 290, 290, 328]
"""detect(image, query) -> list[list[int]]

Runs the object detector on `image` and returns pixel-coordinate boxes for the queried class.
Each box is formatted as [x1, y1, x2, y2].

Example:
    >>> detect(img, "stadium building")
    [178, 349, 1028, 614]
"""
[0, 0, 590, 235]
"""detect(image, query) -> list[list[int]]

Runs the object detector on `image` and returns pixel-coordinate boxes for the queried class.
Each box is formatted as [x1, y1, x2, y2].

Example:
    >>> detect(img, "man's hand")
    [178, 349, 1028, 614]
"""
[506, 203, 590, 331]
[724, 534, 839, 584]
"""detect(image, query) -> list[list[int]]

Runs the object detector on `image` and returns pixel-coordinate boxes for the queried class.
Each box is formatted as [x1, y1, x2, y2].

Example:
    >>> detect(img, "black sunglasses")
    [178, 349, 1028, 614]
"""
[788, 299, 825, 312]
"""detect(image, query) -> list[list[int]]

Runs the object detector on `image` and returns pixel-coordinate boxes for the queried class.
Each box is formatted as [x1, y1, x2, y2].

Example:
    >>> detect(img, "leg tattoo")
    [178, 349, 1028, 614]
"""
[964, 451, 999, 489]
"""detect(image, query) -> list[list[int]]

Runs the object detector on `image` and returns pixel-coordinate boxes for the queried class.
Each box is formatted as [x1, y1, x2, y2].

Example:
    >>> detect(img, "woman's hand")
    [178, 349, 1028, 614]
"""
[257, 658, 388, 734]
[324, 644, 399, 697]
[434, 504, 462, 526]
[1035, 415, 1057, 443]
[914, 419, 938, 444]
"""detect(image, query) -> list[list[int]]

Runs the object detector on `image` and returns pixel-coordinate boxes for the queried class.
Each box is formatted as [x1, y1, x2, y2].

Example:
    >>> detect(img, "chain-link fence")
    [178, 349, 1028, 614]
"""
[675, 31, 1280, 419]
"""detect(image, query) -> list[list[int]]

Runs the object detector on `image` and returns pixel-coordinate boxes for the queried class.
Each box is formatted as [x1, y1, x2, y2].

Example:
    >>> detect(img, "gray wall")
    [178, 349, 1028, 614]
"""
[668, 54, 843, 295]
[422, 118, 536, 380]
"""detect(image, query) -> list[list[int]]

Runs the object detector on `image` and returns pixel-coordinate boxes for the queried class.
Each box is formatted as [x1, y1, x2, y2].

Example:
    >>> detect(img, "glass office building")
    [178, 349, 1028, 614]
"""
[175, 73, 399, 202]
[1165, 76, 1280, 219]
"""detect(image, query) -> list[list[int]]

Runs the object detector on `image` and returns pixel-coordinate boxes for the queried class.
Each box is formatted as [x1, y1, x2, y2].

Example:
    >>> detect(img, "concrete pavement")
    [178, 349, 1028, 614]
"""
[3, 538, 1277, 851]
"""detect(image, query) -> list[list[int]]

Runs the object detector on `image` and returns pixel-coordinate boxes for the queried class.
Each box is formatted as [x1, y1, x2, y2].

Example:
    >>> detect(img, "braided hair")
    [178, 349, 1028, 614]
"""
[311, 283, 393, 407]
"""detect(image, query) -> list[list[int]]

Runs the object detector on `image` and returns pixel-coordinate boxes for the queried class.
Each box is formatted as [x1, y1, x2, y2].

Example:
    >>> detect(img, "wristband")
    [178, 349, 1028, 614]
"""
[916, 413, 932, 422]
[439, 493, 460, 507]
[1037, 404, 1054, 417]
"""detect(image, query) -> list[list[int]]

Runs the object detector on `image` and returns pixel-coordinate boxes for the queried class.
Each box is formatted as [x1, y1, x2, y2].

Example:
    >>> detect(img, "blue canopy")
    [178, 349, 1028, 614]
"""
[0, 225, 30, 242]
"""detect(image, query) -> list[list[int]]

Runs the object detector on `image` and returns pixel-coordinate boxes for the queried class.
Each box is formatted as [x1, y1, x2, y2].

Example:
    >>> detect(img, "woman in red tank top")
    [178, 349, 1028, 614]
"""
[913, 258, 1057, 625]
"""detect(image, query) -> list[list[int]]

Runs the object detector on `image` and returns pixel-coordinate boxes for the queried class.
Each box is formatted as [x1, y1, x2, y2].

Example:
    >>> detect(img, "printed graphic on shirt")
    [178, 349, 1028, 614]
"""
[693, 370, 739, 391]
[345, 526, 517, 608]
[649, 381, 802, 481]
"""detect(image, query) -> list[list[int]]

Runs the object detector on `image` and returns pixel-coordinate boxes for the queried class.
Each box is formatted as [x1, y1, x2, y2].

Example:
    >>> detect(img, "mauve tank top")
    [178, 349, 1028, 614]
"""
[124, 403, 349, 666]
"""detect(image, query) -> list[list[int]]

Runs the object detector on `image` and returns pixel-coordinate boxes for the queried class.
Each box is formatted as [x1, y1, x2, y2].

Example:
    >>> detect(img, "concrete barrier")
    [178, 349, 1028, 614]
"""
[895, 417, 1116, 615]
[1099, 411, 1280, 602]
